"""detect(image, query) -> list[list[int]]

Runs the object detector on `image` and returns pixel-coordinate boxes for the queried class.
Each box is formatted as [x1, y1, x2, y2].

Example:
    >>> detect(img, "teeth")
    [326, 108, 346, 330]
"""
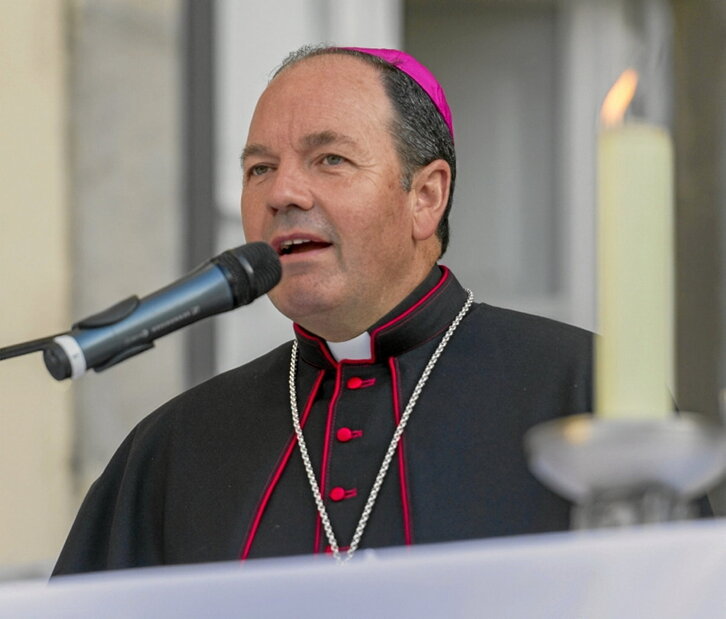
[279, 239, 312, 254]
[281, 239, 311, 248]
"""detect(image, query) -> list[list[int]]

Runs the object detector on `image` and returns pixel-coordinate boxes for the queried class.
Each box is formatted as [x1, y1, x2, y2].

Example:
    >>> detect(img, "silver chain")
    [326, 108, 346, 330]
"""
[289, 289, 474, 564]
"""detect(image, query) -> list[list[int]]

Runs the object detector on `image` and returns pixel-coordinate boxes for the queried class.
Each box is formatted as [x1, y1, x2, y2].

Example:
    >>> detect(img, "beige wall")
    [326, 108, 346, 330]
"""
[67, 0, 185, 494]
[0, 1, 74, 569]
[0, 0, 185, 576]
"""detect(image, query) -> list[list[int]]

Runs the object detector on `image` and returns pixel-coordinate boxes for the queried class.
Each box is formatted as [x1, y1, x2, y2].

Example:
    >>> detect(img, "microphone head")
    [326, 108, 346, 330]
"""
[215, 242, 282, 306]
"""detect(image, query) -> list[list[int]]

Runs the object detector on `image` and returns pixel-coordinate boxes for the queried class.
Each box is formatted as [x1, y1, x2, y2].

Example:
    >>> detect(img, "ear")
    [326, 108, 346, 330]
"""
[410, 159, 451, 242]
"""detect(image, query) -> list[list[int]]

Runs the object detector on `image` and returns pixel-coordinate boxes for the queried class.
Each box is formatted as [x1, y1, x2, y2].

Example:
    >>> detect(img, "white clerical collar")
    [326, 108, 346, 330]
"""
[327, 331, 372, 362]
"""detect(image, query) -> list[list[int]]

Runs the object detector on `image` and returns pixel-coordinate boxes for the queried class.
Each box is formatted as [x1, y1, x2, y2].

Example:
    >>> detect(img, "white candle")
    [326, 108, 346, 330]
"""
[595, 71, 674, 419]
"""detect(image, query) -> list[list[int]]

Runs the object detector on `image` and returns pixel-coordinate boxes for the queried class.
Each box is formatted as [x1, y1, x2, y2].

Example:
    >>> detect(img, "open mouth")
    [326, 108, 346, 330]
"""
[278, 239, 332, 256]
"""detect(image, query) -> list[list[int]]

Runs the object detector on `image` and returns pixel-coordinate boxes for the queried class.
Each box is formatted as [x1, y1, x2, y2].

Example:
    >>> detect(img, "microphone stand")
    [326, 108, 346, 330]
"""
[0, 335, 61, 361]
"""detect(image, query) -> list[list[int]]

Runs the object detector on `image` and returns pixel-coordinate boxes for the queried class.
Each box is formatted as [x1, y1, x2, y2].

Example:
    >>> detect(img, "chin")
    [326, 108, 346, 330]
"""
[268, 286, 339, 325]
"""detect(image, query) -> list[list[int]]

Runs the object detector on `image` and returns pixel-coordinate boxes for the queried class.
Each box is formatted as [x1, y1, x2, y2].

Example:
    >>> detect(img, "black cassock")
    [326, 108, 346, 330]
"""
[53, 267, 593, 575]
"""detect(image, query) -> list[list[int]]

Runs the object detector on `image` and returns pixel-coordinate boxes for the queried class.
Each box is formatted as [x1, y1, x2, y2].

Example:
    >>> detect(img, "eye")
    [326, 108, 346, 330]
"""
[321, 154, 345, 166]
[248, 164, 270, 177]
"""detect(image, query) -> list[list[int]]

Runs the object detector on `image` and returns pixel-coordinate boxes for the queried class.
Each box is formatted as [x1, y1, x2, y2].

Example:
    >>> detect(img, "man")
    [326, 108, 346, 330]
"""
[53, 46, 591, 574]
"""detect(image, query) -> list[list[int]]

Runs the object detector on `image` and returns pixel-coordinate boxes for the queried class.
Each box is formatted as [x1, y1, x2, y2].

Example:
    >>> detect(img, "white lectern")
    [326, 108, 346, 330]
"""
[1, 520, 725, 618]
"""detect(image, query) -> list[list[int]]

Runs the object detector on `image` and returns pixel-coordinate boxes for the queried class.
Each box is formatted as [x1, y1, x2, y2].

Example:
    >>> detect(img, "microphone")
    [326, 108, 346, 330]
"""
[38, 242, 281, 380]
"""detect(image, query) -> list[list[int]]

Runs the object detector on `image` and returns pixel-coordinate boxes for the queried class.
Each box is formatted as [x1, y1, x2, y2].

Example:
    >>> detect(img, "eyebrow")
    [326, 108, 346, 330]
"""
[240, 131, 358, 168]
[240, 143, 270, 167]
[301, 130, 357, 150]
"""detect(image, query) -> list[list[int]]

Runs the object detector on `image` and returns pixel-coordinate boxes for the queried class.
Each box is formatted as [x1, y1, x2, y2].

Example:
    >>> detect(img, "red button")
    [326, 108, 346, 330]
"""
[346, 377, 363, 389]
[337, 427, 353, 442]
[329, 487, 346, 502]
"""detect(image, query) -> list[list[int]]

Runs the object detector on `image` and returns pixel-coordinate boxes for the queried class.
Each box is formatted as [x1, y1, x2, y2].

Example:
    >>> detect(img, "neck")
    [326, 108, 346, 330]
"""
[296, 266, 436, 342]
[293, 266, 465, 370]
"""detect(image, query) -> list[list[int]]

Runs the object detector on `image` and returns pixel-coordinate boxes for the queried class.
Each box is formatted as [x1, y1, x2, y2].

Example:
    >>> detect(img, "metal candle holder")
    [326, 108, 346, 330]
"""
[525, 413, 726, 528]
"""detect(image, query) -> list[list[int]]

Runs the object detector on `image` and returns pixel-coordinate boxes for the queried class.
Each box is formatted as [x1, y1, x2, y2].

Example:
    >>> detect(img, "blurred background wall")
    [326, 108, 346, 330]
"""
[1, 0, 724, 579]
[0, 0, 74, 580]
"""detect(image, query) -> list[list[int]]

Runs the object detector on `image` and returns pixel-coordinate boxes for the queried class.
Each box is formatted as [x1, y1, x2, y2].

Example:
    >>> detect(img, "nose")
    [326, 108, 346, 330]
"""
[267, 163, 314, 213]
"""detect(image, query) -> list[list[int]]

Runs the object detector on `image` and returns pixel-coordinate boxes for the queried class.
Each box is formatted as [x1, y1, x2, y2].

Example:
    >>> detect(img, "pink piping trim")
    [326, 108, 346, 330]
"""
[313, 365, 344, 553]
[325, 545, 350, 554]
[294, 324, 340, 368]
[295, 325, 375, 366]
[389, 357, 413, 545]
[335, 357, 374, 366]
[278, 268, 449, 553]
[292, 267, 450, 367]
[239, 369, 326, 561]
[370, 267, 451, 345]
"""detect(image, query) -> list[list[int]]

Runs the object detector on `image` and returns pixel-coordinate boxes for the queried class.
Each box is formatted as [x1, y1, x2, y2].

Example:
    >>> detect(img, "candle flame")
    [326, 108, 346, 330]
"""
[601, 69, 639, 127]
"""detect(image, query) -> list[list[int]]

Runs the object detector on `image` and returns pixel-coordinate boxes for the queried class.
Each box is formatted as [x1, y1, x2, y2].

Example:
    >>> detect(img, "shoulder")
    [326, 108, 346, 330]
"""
[132, 340, 294, 442]
[444, 301, 593, 413]
[467, 301, 591, 345]
[458, 301, 592, 365]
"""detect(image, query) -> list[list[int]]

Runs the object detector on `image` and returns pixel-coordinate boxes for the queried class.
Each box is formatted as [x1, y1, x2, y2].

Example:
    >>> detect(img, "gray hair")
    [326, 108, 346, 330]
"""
[274, 45, 456, 257]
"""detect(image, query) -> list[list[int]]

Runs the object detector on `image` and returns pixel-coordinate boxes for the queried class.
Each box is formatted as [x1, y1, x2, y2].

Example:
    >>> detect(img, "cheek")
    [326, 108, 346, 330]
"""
[240, 197, 262, 241]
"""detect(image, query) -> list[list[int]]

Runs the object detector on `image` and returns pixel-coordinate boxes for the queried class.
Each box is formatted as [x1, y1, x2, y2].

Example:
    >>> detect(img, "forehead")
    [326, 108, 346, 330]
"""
[246, 54, 394, 147]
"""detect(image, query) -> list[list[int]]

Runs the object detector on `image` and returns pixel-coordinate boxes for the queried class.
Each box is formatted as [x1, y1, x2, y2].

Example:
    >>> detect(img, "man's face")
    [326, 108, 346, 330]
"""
[241, 55, 434, 340]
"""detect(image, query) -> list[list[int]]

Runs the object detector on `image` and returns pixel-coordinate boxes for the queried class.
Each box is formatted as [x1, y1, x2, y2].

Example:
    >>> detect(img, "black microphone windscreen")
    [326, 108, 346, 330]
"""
[215, 242, 281, 306]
